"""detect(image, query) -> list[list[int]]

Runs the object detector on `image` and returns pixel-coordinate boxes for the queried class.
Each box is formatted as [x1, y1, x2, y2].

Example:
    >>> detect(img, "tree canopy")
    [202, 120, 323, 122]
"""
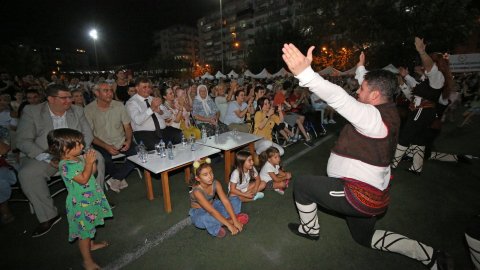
[247, 0, 479, 71]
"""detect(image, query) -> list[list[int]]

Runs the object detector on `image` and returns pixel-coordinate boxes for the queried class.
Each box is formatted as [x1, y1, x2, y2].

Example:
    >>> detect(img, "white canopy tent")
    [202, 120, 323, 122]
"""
[318, 66, 342, 76]
[201, 72, 215, 80]
[272, 67, 292, 77]
[252, 68, 272, 79]
[244, 69, 255, 77]
[382, 64, 399, 74]
[214, 71, 226, 79]
[227, 70, 239, 78]
[340, 66, 357, 76]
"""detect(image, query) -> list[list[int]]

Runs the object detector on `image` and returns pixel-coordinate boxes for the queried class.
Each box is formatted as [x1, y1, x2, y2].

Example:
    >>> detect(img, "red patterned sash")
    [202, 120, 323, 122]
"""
[343, 178, 390, 216]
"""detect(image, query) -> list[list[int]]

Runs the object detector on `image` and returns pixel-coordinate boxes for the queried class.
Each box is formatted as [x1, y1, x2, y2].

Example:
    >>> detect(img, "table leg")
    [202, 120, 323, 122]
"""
[161, 171, 172, 213]
[248, 142, 259, 165]
[144, 170, 154, 201]
[224, 150, 232, 183]
[184, 166, 191, 184]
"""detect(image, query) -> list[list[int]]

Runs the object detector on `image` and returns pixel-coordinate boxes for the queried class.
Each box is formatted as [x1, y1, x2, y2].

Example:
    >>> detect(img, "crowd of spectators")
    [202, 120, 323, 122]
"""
[0, 67, 478, 232]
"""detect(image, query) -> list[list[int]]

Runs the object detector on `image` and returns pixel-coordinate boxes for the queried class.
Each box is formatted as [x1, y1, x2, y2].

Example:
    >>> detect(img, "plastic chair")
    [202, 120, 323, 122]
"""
[104, 153, 143, 191]
[10, 172, 66, 215]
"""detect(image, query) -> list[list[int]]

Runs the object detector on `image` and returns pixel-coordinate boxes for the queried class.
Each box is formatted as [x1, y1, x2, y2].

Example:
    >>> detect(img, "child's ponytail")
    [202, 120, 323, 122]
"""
[259, 147, 280, 169]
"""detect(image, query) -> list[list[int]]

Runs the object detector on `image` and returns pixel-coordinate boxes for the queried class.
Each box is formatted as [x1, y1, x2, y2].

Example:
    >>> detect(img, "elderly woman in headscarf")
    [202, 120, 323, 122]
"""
[192, 84, 229, 136]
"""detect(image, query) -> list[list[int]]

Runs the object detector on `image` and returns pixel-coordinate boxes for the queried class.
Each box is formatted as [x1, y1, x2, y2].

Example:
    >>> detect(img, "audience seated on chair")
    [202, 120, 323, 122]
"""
[85, 82, 136, 193]
[192, 84, 229, 136]
[160, 87, 201, 139]
[16, 84, 106, 237]
[0, 140, 16, 224]
[126, 77, 182, 150]
[253, 97, 285, 155]
[223, 89, 255, 133]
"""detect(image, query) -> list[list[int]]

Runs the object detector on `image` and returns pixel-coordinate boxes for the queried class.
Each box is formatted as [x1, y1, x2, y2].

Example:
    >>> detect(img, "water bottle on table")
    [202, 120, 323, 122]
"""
[167, 141, 174, 160]
[136, 141, 148, 163]
[201, 125, 207, 142]
[160, 140, 166, 157]
[181, 134, 187, 148]
[190, 134, 196, 151]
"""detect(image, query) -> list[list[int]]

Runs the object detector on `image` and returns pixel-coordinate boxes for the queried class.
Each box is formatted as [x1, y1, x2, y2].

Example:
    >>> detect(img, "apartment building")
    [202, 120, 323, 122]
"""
[153, 25, 200, 73]
[197, 0, 298, 72]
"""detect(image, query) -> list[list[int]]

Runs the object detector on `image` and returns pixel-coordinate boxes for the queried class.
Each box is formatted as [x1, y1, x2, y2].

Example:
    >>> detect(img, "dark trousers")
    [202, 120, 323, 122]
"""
[93, 143, 137, 180]
[133, 127, 183, 150]
[398, 108, 436, 146]
[294, 175, 377, 247]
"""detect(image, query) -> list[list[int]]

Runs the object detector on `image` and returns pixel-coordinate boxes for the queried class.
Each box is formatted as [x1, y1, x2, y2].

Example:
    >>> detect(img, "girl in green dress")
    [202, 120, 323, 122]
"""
[48, 128, 112, 270]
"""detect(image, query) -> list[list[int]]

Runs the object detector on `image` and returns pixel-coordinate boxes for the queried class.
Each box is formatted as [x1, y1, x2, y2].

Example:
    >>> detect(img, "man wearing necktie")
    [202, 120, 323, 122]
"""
[126, 77, 182, 150]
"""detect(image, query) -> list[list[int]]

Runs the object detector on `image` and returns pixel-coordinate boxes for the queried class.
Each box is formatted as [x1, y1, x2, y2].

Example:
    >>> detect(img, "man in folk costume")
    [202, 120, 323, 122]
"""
[391, 37, 452, 174]
[282, 43, 450, 269]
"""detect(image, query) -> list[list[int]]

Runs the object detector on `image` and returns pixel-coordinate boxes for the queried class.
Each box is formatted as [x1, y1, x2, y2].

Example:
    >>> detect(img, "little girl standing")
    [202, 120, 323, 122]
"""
[189, 158, 249, 238]
[259, 146, 292, 195]
[48, 128, 112, 270]
[229, 150, 264, 202]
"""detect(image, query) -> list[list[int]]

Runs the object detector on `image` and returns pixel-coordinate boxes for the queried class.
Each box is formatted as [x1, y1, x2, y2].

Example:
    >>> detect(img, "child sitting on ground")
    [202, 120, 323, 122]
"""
[48, 128, 112, 270]
[259, 146, 292, 195]
[229, 150, 264, 202]
[189, 158, 249, 238]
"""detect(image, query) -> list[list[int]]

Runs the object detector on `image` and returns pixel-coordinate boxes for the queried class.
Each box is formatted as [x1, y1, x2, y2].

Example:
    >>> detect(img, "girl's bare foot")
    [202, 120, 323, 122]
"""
[83, 260, 100, 270]
[90, 240, 109, 251]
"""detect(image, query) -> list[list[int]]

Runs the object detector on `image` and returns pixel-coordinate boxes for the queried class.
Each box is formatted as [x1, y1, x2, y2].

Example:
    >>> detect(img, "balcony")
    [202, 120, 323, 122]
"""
[237, 8, 254, 20]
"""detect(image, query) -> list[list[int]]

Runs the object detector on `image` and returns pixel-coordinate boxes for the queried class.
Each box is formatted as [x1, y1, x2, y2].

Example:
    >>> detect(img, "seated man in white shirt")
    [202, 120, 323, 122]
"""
[126, 77, 182, 150]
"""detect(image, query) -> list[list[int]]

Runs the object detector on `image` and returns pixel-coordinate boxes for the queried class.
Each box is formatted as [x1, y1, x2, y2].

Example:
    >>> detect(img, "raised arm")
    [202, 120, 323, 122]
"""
[282, 43, 386, 138]
[281, 44, 314, 76]
[415, 37, 434, 73]
[355, 52, 367, 85]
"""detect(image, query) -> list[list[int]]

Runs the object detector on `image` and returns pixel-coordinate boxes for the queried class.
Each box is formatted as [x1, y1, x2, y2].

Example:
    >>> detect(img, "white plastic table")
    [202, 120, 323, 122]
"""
[128, 144, 220, 213]
[195, 131, 262, 183]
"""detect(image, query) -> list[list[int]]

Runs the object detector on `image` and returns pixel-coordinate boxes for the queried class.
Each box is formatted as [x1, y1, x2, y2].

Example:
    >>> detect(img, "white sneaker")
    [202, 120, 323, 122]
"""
[106, 179, 121, 193]
[274, 188, 285, 195]
[328, 119, 336, 124]
[119, 179, 129, 189]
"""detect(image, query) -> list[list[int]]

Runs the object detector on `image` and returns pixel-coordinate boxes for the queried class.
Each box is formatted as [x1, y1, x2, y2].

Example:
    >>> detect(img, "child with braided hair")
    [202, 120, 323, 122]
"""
[188, 158, 249, 238]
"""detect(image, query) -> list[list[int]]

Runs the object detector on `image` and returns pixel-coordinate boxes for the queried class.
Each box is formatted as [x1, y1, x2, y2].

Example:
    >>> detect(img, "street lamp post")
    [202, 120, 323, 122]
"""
[89, 29, 99, 70]
[219, 0, 224, 74]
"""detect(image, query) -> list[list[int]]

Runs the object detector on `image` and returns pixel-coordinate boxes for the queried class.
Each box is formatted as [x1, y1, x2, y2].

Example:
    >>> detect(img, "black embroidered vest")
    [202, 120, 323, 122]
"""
[331, 103, 400, 167]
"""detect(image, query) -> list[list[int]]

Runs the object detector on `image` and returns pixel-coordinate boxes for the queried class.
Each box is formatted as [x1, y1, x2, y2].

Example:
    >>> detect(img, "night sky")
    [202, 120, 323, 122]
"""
[1, 0, 218, 66]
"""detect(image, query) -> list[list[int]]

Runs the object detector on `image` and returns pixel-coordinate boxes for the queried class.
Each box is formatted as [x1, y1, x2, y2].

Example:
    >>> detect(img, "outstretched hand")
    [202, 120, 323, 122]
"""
[282, 43, 314, 76]
[414, 37, 426, 53]
[357, 51, 365, 67]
